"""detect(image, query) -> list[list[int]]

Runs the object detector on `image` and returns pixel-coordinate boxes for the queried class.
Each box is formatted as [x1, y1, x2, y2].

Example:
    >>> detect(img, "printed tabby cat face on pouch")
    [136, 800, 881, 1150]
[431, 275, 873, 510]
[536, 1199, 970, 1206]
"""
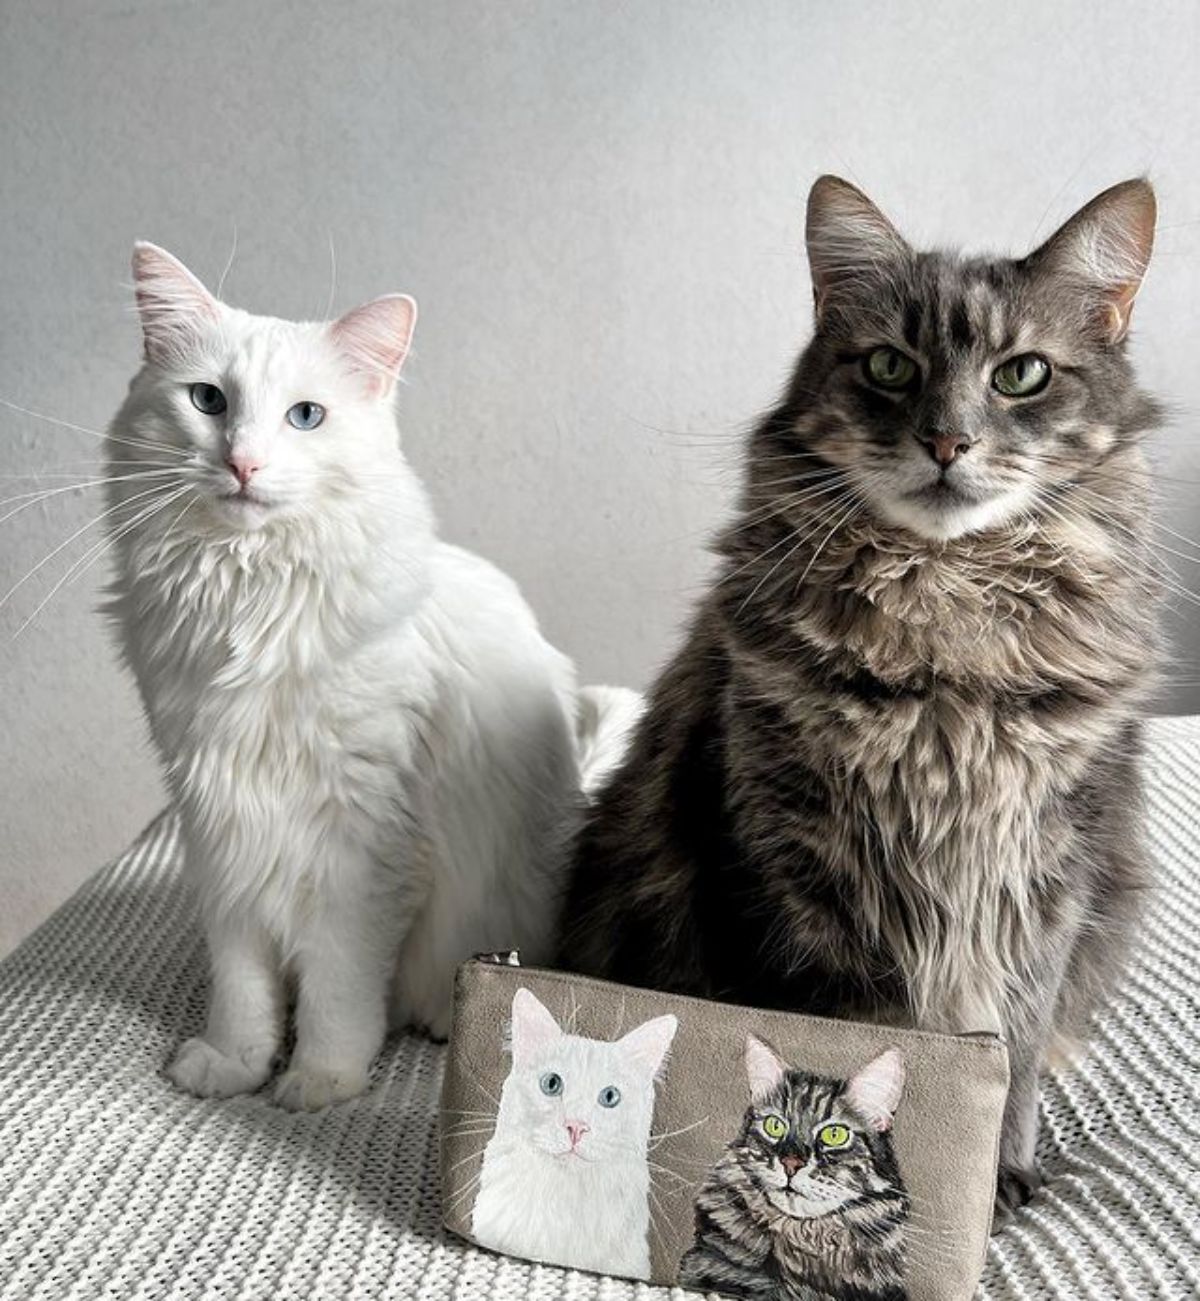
[126, 242, 416, 531]
[739, 1036, 905, 1216]
[799, 175, 1157, 540]
[679, 1038, 910, 1301]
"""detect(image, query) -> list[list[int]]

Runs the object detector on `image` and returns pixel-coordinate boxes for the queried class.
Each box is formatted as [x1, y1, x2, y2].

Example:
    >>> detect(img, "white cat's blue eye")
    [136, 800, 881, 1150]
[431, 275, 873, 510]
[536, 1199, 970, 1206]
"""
[597, 1085, 621, 1108]
[539, 1071, 563, 1097]
[189, 383, 227, 416]
[286, 401, 325, 430]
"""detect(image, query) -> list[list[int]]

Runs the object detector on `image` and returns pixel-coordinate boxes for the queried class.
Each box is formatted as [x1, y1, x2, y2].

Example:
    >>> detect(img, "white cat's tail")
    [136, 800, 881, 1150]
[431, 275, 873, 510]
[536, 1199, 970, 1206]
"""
[575, 686, 644, 798]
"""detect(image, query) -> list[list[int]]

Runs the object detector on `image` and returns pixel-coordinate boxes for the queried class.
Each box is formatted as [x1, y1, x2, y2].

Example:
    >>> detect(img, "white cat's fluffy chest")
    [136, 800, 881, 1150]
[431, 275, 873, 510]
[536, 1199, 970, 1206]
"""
[472, 1137, 653, 1279]
[116, 517, 432, 898]
[110, 493, 581, 1036]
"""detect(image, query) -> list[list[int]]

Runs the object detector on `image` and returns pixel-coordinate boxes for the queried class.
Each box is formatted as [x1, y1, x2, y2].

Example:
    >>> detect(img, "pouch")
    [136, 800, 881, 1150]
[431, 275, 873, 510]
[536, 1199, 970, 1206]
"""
[440, 955, 1009, 1301]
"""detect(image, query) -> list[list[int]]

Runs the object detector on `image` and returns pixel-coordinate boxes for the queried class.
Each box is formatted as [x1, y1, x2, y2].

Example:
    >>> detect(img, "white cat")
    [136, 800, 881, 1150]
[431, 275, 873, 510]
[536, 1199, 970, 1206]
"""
[105, 243, 638, 1110]
[470, 987, 677, 1279]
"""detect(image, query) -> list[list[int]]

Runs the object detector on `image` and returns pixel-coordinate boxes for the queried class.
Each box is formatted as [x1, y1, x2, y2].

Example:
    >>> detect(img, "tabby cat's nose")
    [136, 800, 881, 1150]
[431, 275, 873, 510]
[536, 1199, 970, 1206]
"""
[916, 431, 971, 466]
[781, 1154, 803, 1178]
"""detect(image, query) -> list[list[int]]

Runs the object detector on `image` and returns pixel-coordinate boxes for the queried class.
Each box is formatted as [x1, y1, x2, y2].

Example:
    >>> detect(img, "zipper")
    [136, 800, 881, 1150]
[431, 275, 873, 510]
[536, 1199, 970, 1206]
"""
[468, 953, 1004, 1046]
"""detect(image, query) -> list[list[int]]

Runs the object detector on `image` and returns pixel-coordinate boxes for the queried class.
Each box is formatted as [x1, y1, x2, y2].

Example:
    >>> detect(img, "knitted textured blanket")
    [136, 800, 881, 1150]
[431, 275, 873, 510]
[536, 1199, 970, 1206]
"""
[1, 717, 1198, 1299]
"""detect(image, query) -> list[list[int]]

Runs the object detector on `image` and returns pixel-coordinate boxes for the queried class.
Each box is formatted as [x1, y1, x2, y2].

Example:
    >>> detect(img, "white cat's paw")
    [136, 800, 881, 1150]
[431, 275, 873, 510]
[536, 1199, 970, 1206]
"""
[273, 1063, 369, 1111]
[167, 1036, 273, 1099]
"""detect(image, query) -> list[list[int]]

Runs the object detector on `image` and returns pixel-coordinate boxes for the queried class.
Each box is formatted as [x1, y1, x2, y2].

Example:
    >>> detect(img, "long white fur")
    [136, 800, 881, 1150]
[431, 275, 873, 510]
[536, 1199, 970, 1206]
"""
[106, 244, 632, 1110]
[470, 988, 677, 1279]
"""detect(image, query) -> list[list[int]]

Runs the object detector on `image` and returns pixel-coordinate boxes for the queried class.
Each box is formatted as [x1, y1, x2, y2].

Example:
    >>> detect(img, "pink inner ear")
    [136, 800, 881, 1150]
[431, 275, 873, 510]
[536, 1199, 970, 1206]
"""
[745, 1035, 788, 1100]
[330, 294, 417, 397]
[132, 242, 219, 365]
[509, 987, 561, 1064]
[618, 1014, 678, 1079]
[845, 1049, 905, 1132]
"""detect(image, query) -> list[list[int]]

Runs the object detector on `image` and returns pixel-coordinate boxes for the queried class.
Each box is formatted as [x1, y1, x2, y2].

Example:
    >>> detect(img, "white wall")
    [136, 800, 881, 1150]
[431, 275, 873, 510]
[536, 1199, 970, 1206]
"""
[3, 0, 1199, 955]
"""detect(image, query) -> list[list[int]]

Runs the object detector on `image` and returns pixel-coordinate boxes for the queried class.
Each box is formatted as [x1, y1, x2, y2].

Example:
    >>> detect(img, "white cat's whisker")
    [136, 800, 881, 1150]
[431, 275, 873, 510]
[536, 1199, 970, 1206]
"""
[0, 396, 189, 460]
[648, 1115, 710, 1148]
[0, 461, 182, 480]
[215, 221, 239, 300]
[0, 469, 181, 523]
[11, 485, 191, 640]
[322, 230, 337, 321]
[444, 1144, 493, 1177]
[0, 479, 185, 614]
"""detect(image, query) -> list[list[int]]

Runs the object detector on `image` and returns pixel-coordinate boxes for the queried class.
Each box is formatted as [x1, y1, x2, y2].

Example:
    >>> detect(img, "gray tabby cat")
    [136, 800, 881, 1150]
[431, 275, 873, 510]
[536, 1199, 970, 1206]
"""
[563, 175, 1161, 1218]
[679, 1037, 908, 1301]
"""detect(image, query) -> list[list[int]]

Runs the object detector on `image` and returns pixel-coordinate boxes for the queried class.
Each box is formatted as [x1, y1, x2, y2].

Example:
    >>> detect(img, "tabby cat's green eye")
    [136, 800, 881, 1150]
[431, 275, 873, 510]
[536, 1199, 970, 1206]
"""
[817, 1123, 852, 1149]
[865, 347, 918, 390]
[992, 353, 1051, 397]
[762, 1114, 787, 1140]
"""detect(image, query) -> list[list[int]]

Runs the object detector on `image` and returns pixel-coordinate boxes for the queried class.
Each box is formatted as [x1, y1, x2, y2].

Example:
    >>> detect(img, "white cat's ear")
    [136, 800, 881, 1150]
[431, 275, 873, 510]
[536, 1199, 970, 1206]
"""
[132, 242, 220, 366]
[844, 1049, 905, 1133]
[1024, 178, 1156, 344]
[618, 1014, 678, 1081]
[805, 175, 909, 317]
[508, 987, 562, 1065]
[744, 1035, 788, 1100]
[330, 294, 417, 398]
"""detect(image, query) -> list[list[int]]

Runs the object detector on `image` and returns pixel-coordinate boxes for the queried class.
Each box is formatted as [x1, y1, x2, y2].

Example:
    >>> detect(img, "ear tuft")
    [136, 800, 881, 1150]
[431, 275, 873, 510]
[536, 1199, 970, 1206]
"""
[844, 1048, 905, 1132]
[744, 1034, 788, 1101]
[132, 242, 219, 365]
[1025, 178, 1156, 344]
[330, 293, 417, 398]
[805, 175, 909, 316]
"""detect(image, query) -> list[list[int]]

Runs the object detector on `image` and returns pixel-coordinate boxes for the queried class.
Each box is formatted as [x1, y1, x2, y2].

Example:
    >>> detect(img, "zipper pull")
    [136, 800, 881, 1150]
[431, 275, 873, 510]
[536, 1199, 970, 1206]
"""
[474, 950, 521, 966]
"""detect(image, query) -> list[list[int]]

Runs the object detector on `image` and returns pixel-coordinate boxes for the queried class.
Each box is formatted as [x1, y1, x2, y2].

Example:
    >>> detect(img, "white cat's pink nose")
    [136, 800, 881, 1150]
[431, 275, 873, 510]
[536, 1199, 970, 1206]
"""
[225, 454, 263, 488]
[565, 1120, 589, 1149]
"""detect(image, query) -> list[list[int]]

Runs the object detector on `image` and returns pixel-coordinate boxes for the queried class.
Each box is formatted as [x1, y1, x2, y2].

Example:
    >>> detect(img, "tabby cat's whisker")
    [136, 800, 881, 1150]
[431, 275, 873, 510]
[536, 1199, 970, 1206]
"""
[733, 488, 857, 614]
[718, 481, 856, 585]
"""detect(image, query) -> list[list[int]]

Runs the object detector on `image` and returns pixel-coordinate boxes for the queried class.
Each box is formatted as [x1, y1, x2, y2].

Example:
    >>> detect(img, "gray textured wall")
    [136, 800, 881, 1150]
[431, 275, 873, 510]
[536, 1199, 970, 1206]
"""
[2, 0, 1198, 955]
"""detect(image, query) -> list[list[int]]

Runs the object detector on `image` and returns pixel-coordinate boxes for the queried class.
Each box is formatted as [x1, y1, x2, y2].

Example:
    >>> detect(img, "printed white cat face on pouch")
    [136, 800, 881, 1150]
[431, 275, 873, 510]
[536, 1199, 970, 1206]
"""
[506, 986, 677, 1162]
[127, 242, 416, 532]
[470, 988, 678, 1280]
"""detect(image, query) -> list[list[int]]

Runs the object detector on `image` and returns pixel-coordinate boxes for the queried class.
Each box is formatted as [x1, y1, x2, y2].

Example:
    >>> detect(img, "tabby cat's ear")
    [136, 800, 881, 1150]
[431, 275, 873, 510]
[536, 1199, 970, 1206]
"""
[1024, 178, 1156, 344]
[744, 1035, 788, 1100]
[805, 175, 909, 317]
[508, 987, 562, 1064]
[132, 242, 220, 366]
[618, 1013, 678, 1081]
[844, 1049, 905, 1132]
[330, 293, 417, 398]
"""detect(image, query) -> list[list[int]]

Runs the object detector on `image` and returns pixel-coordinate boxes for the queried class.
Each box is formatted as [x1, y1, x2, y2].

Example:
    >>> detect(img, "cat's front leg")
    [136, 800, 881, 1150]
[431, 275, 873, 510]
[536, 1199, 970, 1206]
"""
[168, 914, 284, 1099]
[274, 855, 405, 1111]
[993, 1042, 1044, 1225]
